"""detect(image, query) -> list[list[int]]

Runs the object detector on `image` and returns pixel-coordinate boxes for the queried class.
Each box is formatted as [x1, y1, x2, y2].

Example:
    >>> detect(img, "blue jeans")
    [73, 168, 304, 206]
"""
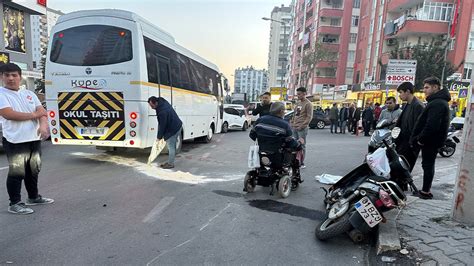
[339, 120, 347, 133]
[292, 127, 308, 164]
[166, 128, 181, 164]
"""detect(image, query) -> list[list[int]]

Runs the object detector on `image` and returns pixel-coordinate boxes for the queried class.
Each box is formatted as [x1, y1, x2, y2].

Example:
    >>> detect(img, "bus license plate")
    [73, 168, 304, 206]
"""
[80, 127, 105, 136]
[355, 197, 383, 228]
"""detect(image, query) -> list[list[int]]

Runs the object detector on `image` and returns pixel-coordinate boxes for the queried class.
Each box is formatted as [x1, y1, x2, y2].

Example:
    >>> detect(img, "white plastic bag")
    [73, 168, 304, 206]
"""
[315, 174, 343, 185]
[366, 147, 391, 178]
[248, 142, 260, 168]
[147, 139, 166, 165]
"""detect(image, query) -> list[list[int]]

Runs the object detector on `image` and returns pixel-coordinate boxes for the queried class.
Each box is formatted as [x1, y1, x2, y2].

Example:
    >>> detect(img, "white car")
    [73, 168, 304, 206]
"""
[222, 105, 252, 133]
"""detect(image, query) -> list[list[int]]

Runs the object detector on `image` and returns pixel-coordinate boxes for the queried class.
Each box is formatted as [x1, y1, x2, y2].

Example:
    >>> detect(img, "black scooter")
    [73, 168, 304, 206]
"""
[316, 125, 418, 242]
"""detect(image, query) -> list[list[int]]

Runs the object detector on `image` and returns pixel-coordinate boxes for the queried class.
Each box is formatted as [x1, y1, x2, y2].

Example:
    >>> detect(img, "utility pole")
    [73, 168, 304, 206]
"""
[452, 78, 474, 226]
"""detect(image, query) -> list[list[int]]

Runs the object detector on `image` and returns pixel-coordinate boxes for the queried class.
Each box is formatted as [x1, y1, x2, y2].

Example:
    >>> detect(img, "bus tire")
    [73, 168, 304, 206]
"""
[197, 125, 214, 143]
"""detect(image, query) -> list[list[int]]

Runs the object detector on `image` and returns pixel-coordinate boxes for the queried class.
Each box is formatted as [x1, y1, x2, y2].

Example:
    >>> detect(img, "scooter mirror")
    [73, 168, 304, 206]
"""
[392, 127, 401, 139]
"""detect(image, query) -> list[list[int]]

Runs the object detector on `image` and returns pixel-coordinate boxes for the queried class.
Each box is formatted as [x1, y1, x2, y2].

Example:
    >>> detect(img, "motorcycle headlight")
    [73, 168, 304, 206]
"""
[261, 156, 271, 166]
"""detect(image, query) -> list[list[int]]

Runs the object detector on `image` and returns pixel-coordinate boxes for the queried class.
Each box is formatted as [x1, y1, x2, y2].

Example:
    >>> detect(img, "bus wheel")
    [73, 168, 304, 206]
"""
[197, 125, 214, 143]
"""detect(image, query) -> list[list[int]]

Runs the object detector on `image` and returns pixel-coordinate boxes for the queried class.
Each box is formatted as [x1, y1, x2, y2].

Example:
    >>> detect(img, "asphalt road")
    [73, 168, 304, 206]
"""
[1, 128, 374, 265]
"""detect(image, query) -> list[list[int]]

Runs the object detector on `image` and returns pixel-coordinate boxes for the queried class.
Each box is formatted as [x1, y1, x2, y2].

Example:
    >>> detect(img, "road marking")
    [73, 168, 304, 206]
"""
[0, 166, 9, 171]
[142, 197, 175, 223]
[200, 203, 234, 231]
[146, 237, 196, 266]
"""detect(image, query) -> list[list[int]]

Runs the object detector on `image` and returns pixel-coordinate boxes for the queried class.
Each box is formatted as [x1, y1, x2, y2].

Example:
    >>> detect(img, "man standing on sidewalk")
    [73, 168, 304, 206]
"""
[0, 63, 53, 215]
[148, 96, 183, 169]
[411, 77, 451, 199]
[362, 102, 374, 136]
[329, 103, 338, 134]
[338, 103, 349, 134]
[395, 82, 424, 172]
[291, 87, 313, 168]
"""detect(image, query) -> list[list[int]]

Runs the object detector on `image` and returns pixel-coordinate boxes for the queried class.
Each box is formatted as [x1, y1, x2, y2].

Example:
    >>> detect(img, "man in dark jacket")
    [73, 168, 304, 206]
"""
[338, 103, 349, 134]
[362, 102, 374, 136]
[411, 77, 451, 199]
[351, 106, 361, 134]
[251, 92, 272, 117]
[148, 96, 183, 169]
[328, 103, 339, 134]
[348, 103, 355, 132]
[250, 102, 302, 153]
[395, 82, 424, 172]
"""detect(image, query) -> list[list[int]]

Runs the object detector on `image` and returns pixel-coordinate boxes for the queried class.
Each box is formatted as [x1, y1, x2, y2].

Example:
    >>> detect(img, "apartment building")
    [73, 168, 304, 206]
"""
[234, 66, 268, 102]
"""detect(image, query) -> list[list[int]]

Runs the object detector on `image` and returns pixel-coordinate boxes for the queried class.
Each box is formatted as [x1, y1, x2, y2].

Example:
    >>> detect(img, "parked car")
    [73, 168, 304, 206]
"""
[284, 110, 331, 129]
[222, 104, 252, 133]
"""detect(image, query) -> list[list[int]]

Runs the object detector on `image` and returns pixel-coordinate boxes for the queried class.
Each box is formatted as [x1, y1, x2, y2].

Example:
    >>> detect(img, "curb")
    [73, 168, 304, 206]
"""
[376, 196, 420, 254]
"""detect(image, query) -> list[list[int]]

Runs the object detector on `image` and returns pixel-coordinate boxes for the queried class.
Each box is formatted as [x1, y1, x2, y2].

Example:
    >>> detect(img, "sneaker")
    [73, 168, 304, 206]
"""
[300, 164, 306, 169]
[25, 195, 54, 206]
[161, 163, 175, 169]
[8, 202, 34, 215]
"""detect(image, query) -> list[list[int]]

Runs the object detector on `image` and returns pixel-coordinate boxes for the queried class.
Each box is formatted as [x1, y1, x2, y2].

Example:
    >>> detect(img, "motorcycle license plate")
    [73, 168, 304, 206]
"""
[355, 197, 383, 228]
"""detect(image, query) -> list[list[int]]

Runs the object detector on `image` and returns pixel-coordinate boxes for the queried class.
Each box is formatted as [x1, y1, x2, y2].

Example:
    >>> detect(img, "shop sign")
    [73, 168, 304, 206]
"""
[450, 81, 470, 91]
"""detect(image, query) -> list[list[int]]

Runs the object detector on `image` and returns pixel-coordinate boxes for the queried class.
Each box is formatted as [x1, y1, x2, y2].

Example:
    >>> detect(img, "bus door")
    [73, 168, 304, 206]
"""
[156, 55, 173, 106]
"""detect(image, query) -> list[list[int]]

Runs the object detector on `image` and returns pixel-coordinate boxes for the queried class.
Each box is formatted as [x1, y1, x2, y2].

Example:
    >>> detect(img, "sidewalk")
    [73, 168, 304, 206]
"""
[396, 153, 474, 265]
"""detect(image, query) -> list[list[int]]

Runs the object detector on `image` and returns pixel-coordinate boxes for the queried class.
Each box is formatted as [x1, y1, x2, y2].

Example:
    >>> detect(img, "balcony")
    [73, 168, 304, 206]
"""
[319, 8, 343, 18]
[319, 34, 340, 45]
[320, 0, 343, 10]
[385, 19, 449, 38]
[388, 0, 423, 13]
[318, 26, 342, 35]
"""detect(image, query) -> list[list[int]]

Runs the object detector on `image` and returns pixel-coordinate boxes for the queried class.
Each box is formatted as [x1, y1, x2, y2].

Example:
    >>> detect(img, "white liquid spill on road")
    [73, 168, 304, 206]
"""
[70, 152, 238, 184]
[0, 166, 9, 171]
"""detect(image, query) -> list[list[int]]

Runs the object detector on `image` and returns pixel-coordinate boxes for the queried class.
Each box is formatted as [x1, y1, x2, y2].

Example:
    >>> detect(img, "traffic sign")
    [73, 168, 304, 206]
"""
[386, 59, 417, 85]
[385, 74, 415, 85]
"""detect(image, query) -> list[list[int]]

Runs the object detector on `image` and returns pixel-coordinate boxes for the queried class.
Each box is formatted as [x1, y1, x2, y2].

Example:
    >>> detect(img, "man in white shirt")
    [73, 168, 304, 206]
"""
[0, 63, 53, 214]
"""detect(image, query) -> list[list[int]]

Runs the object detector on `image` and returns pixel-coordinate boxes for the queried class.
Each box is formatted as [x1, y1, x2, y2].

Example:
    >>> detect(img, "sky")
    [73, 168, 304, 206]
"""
[47, 0, 290, 88]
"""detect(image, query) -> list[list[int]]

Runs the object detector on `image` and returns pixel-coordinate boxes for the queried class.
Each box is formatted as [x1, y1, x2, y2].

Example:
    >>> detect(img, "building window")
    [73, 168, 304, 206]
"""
[351, 16, 359, 27]
[353, 0, 361, 9]
[417, 2, 453, 22]
[450, 38, 455, 50]
[350, 33, 358, 43]
[469, 32, 474, 50]
[347, 51, 355, 61]
[463, 63, 473, 80]
[378, 15, 383, 31]
[346, 67, 354, 79]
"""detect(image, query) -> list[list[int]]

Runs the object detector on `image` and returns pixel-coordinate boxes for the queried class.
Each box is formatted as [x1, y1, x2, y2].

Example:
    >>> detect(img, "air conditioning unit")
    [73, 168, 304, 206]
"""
[387, 39, 398, 46]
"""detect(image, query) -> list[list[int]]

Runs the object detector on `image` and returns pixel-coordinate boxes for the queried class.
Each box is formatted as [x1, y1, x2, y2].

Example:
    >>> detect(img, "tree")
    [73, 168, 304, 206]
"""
[300, 42, 338, 88]
[389, 39, 461, 90]
[34, 47, 47, 94]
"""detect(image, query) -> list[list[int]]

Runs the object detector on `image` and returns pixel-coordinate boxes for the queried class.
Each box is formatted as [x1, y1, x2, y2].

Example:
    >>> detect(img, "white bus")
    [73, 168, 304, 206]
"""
[45, 9, 227, 150]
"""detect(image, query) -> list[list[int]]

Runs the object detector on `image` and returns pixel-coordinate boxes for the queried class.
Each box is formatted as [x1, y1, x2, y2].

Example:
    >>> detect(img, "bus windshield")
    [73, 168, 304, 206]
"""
[50, 25, 133, 66]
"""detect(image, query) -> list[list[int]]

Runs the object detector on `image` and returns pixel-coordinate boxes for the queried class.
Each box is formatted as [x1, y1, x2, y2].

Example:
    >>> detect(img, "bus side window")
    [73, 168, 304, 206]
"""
[146, 51, 158, 84]
[157, 59, 171, 86]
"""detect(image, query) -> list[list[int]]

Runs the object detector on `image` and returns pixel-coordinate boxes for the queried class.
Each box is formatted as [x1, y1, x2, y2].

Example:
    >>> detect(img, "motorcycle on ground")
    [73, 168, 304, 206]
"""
[315, 123, 418, 242]
[438, 130, 460, 158]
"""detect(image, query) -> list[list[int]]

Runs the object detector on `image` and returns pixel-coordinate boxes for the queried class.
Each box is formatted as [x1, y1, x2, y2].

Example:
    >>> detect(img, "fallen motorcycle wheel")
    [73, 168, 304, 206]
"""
[244, 173, 256, 193]
[439, 146, 456, 157]
[278, 175, 291, 198]
[315, 214, 352, 241]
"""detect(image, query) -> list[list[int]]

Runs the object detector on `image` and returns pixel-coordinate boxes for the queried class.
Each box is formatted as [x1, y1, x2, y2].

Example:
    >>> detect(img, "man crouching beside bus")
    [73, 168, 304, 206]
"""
[148, 96, 183, 169]
[0, 63, 53, 214]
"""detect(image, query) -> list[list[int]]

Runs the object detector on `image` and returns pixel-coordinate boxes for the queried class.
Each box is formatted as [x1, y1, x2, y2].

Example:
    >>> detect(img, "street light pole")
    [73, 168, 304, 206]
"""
[263, 17, 288, 100]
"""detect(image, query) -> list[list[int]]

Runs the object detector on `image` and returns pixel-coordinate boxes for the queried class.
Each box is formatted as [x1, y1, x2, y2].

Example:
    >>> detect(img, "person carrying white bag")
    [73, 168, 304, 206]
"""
[248, 102, 304, 174]
[148, 97, 183, 169]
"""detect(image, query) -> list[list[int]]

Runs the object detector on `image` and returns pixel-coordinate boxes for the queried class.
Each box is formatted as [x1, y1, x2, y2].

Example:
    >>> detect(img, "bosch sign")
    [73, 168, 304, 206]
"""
[385, 75, 415, 85]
